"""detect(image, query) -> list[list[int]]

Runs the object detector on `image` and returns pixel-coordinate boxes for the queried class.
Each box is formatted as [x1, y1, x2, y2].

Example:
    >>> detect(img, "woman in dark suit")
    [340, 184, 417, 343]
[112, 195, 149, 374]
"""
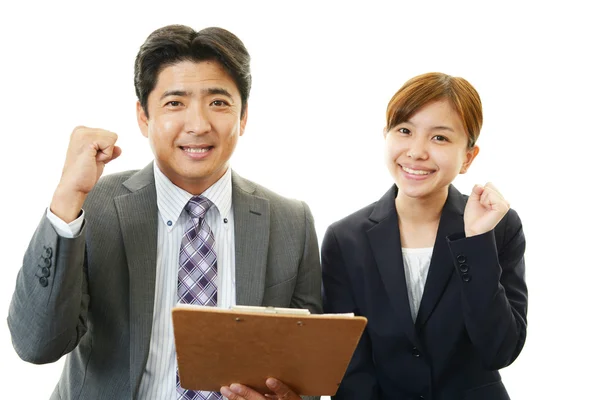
[322, 72, 527, 400]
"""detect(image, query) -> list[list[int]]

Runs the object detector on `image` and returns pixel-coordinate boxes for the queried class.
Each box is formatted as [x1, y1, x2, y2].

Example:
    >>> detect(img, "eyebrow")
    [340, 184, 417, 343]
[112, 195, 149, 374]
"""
[431, 125, 455, 132]
[159, 87, 235, 101]
[403, 121, 455, 133]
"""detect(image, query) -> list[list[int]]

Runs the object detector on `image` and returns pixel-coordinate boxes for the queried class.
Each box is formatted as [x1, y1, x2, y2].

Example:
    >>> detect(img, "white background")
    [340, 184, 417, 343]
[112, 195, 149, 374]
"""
[0, 0, 598, 398]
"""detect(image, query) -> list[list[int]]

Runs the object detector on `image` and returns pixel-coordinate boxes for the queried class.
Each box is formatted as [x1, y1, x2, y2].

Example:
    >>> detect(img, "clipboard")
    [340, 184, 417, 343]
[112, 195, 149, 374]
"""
[172, 305, 367, 396]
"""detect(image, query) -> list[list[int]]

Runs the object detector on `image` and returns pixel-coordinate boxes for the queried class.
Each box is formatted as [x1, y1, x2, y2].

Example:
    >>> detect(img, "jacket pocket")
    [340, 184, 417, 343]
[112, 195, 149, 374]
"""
[262, 275, 297, 306]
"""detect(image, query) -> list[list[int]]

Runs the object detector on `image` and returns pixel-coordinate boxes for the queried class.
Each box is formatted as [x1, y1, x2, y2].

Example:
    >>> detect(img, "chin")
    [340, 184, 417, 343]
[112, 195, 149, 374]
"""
[396, 182, 436, 199]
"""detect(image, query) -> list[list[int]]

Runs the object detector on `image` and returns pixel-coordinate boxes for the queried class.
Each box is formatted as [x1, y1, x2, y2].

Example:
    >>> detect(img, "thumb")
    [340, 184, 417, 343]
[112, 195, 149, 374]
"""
[110, 145, 122, 162]
[266, 378, 295, 399]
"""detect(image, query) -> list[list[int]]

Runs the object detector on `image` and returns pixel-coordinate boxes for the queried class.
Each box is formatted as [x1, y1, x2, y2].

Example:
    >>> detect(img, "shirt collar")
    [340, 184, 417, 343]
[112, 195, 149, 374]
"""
[154, 162, 233, 231]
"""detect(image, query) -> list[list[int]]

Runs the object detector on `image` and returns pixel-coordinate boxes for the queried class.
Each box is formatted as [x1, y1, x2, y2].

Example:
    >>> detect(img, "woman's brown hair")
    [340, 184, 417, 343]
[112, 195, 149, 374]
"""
[385, 72, 483, 148]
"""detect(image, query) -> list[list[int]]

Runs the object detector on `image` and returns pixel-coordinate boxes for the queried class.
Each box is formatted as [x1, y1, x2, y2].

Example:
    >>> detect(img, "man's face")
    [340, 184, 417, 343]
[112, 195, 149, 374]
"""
[137, 60, 247, 194]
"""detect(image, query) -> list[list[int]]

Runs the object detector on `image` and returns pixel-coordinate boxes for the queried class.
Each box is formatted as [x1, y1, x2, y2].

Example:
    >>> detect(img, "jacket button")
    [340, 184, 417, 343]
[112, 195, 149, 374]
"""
[461, 273, 471, 282]
[412, 347, 421, 357]
[43, 246, 53, 258]
[459, 263, 469, 273]
[43, 257, 51, 267]
[457, 254, 467, 263]
[39, 277, 48, 287]
[41, 267, 51, 277]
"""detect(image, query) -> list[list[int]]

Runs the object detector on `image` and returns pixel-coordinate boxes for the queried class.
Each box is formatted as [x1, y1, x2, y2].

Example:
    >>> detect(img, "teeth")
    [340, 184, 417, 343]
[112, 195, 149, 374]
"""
[402, 166, 431, 175]
[183, 147, 210, 153]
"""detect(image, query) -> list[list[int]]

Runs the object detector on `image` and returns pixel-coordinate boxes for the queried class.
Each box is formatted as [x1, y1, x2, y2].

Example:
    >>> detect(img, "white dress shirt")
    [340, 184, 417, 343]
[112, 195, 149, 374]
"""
[401, 247, 433, 323]
[47, 162, 237, 399]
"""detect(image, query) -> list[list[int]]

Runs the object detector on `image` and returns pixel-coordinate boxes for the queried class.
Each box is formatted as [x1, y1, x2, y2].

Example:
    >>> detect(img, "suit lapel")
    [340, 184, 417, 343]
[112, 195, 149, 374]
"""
[113, 163, 158, 398]
[232, 172, 270, 306]
[415, 185, 466, 328]
[366, 186, 419, 345]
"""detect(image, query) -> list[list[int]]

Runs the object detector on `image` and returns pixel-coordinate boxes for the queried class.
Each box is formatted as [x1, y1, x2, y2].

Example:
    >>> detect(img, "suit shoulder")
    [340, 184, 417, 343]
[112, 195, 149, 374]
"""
[97, 169, 139, 186]
[238, 176, 307, 212]
[327, 201, 378, 233]
[86, 169, 140, 203]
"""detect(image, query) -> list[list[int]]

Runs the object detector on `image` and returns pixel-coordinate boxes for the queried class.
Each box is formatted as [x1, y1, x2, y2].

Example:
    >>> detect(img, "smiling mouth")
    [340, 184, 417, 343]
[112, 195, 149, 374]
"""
[401, 166, 433, 175]
[180, 146, 213, 153]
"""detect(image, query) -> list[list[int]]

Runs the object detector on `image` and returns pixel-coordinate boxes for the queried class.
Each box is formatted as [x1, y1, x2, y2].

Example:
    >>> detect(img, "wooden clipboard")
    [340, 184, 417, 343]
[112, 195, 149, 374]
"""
[172, 305, 367, 396]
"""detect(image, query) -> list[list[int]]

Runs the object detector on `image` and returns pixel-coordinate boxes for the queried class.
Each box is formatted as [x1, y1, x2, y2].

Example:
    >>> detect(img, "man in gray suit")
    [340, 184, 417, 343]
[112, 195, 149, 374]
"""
[8, 25, 321, 400]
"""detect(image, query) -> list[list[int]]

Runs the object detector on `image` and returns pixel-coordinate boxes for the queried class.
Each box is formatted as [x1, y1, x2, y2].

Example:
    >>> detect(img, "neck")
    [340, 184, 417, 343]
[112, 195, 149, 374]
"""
[157, 162, 228, 196]
[395, 186, 449, 224]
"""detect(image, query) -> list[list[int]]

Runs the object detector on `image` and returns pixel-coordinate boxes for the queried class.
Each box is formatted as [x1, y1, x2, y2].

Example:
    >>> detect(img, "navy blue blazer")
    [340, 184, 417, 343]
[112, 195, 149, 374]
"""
[322, 185, 527, 400]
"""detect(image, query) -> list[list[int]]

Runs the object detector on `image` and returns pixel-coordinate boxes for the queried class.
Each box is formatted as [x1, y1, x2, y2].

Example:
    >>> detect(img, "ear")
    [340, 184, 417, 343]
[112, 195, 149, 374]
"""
[460, 145, 479, 174]
[239, 104, 249, 137]
[382, 126, 389, 138]
[136, 101, 149, 138]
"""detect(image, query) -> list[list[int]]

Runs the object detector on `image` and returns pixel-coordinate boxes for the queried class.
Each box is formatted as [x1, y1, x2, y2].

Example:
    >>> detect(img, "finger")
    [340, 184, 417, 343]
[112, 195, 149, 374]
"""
[95, 144, 115, 163]
[224, 383, 264, 400]
[469, 184, 484, 202]
[221, 386, 243, 400]
[480, 188, 492, 208]
[484, 181, 500, 193]
[482, 182, 501, 198]
[480, 186, 510, 211]
[94, 131, 119, 150]
[266, 378, 296, 399]
[73, 126, 118, 146]
[109, 145, 122, 162]
[484, 182, 509, 208]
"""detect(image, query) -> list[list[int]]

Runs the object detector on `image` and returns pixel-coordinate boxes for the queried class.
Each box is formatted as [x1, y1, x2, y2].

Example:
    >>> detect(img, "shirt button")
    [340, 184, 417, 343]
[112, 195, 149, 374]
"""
[223, 218, 228, 224]
[167, 220, 173, 226]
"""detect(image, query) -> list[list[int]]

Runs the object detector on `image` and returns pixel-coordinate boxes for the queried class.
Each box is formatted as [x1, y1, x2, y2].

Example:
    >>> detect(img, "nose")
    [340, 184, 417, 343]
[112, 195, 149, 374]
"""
[184, 103, 211, 135]
[407, 136, 428, 160]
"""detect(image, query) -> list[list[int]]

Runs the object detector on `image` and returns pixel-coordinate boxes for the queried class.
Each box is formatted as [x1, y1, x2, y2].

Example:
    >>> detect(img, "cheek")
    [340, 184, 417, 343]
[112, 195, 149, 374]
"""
[435, 150, 464, 171]
[384, 138, 402, 162]
[149, 116, 180, 141]
[215, 118, 240, 139]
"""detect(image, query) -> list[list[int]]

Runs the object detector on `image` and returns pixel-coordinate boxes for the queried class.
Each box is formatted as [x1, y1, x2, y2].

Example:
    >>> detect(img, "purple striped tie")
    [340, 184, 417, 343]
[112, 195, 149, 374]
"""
[176, 195, 222, 400]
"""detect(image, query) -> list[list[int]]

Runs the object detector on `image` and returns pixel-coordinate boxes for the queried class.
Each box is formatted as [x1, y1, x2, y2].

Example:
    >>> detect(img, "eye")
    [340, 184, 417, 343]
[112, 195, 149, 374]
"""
[210, 100, 230, 107]
[433, 135, 448, 142]
[397, 127, 410, 134]
[165, 100, 183, 107]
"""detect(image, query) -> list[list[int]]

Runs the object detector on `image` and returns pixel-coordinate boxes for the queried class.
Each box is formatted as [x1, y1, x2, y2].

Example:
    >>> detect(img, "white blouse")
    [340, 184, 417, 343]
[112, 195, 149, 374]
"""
[401, 247, 434, 322]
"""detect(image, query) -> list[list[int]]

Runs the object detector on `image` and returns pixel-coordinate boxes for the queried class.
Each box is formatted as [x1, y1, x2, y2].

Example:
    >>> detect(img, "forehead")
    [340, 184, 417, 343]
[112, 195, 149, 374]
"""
[408, 100, 464, 128]
[151, 60, 240, 97]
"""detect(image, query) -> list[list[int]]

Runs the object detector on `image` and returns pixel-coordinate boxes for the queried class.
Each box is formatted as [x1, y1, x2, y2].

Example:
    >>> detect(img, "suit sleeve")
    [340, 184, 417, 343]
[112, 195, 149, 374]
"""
[290, 201, 323, 314]
[322, 226, 380, 400]
[7, 213, 90, 364]
[446, 208, 527, 370]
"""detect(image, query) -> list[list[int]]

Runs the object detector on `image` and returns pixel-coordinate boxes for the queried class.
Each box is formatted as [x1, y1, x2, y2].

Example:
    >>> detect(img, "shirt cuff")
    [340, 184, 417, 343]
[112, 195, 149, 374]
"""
[46, 207, 85, 238]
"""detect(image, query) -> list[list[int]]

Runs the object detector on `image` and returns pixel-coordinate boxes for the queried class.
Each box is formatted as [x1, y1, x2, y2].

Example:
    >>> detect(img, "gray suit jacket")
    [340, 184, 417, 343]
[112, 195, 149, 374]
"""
[8, 163, 322, 399]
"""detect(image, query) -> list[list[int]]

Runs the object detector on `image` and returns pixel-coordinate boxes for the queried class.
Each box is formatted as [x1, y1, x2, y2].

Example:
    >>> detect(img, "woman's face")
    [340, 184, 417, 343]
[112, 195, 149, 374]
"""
[384, 99, 479, 202]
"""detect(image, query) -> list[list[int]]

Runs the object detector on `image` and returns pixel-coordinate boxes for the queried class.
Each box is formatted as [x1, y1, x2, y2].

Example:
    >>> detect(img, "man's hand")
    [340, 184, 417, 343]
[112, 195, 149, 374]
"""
[220, 378, 301, 400]
[464, 182, 510, 237]
[50, 126, 121, 222]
